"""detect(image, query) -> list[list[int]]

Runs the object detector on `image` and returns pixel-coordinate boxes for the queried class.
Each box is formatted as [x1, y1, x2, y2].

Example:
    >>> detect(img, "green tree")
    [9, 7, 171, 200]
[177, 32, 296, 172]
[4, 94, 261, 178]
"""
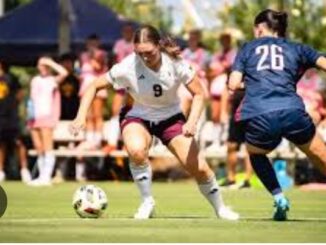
[98, 0, 172, 32]
[218, 0, 326, 51]
[4, 0, 31, 12]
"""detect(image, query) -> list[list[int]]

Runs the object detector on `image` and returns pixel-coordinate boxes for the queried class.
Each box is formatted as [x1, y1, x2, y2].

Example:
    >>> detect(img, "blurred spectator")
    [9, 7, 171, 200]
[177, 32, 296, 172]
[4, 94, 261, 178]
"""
[102, 23, 135, 154]
[0, 60, 31, 183]
[219, 88, 252, 188]
[297, 69, 324, 124]
[179, 29, 210, 117]
[76, 35, 109, 181]
[59, 53, 80, 120]
[206, 33, 237, 149]
[79, 34, 108, 147]
[28, 57, 68, 186]
[113, 22, 134, 63]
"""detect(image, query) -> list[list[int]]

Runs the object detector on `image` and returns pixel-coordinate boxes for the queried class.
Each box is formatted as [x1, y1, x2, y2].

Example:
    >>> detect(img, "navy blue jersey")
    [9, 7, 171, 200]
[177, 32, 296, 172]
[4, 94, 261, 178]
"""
[232, 36, 322, 121]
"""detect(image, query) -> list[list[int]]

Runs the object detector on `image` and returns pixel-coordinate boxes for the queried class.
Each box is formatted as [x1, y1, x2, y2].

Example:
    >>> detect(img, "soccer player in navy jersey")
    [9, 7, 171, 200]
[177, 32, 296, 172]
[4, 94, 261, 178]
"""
[228, 9, 326, 221]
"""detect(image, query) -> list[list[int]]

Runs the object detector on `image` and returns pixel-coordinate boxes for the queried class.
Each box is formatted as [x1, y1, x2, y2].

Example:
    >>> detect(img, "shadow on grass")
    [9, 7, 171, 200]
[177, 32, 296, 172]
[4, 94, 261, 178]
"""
[243, 217, 326, 223]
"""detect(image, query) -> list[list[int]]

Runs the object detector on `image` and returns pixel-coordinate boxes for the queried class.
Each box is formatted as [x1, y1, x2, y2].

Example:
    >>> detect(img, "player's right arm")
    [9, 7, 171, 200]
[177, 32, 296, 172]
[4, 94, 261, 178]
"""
[228, 44, 247, 91]
[70, 75, 112, 135]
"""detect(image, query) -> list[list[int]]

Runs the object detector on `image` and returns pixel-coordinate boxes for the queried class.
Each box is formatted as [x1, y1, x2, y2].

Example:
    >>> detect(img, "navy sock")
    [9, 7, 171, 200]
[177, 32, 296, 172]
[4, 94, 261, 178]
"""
[249, 154, 282, 195]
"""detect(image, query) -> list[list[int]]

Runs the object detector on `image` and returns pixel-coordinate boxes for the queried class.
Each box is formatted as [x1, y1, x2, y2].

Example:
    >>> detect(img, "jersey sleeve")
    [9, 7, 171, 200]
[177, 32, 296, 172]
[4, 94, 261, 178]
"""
[174, 59, 196, 85]
[299, 44, 322, 68]
[105, 62, 128, 90]
[232, 44, 247, 73]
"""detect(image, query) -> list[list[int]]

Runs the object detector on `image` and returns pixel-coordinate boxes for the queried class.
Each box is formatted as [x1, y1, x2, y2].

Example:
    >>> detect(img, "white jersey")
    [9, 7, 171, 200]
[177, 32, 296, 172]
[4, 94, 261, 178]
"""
[106, 53, 195, 121]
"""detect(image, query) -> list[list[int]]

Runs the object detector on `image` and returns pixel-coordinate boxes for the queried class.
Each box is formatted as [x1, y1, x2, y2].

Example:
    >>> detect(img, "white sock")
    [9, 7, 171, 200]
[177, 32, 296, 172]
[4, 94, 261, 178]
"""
[36, 155, 45, 178]
[107, 116, 120, 146]
[75, 161, 86, 180]
[42, 152, 56, 182]
[129, 162, 153, 201]
[198, 177, 224, 215]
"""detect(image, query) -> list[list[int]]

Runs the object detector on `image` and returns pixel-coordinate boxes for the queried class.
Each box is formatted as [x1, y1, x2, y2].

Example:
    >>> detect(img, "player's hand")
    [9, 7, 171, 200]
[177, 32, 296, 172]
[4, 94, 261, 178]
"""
[182, 122, 196, 137]
[69, 117, 86, 137]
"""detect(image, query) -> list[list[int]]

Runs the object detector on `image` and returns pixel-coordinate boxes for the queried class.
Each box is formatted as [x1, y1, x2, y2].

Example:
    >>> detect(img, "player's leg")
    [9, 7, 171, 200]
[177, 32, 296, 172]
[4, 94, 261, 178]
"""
[167, 134, 239, 220]
[245, 112, 289, 221]
[283, 109, 326, 175]
[296, 133, 326, 175]
[159, 114, 238, 220]
[122, 120, 154, 219]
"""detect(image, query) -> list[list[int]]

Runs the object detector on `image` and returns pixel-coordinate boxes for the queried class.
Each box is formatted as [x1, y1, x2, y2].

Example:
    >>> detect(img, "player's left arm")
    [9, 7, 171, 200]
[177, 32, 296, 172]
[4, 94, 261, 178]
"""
[184, 74, 206, 136]
[228, 71, 245, 91]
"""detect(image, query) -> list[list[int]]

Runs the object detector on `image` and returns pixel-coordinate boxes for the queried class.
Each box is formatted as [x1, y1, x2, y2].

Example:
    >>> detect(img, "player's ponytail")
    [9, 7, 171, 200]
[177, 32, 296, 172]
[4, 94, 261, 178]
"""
[254, 9, 288, 37]
[133, 25, 181, 60]
[159, 36, 181, 60]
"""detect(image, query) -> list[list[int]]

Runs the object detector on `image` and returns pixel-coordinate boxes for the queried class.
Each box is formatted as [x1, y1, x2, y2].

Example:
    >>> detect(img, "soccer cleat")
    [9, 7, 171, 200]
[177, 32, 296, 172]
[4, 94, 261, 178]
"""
[273, 198, 290, 221]
[134, 197, 155, 220]
[218, 206, 240, 221]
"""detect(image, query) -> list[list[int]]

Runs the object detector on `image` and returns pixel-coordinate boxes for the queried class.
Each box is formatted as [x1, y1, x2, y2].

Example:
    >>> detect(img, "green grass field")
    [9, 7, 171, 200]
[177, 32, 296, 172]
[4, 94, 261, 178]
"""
[0, 181, 326, 242]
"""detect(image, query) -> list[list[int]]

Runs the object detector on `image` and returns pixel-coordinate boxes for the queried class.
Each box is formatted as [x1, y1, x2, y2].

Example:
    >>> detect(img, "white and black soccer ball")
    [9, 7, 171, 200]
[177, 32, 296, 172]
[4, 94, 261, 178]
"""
[72, 185, 108, 218]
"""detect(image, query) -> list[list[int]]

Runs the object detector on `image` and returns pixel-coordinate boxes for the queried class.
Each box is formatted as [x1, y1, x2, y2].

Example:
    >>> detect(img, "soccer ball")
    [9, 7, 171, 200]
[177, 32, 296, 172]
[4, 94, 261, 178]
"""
[72, 185, 108, 218]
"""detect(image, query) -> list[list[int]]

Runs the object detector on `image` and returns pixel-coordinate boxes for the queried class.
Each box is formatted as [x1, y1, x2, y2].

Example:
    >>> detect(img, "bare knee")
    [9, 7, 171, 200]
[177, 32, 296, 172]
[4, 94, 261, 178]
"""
[128, 147, 149, 165]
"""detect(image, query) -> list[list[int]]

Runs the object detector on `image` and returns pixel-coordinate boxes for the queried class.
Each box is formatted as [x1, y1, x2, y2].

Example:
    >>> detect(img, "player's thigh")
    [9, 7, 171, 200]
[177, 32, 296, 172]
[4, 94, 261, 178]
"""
[122, 122, 152, 161]
[244, 113, 281, 153]
[282, 109, 316, 145]
[296, 131, 326, 162]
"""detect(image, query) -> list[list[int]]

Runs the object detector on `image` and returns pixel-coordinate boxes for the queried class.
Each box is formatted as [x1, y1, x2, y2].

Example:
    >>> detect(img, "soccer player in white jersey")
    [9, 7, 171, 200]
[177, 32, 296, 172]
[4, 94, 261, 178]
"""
[70, 25, 239, 220]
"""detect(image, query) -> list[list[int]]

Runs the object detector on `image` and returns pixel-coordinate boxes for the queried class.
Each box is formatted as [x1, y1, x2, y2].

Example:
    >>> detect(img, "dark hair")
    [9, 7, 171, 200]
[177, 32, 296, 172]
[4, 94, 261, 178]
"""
[87, 33, 99, 41]
[133, 25, 181, 59]
[254, 9, 288, 37]
[59, 52, 76, 62]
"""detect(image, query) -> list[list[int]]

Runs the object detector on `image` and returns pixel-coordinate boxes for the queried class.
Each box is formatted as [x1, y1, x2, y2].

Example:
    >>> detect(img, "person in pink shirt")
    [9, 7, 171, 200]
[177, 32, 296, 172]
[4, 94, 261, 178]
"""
[180, 29, 210, 117]
[103, 23, 135, 153]
[207, 33, 237, 147]
[79, 34, 108, 148]
[113, 22, 134, 63]
[28, 57, 68, 186]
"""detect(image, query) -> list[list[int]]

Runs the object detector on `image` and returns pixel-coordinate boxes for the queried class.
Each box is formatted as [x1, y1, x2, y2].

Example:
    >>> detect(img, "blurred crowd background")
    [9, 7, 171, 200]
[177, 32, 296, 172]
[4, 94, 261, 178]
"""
[0, 0, 326, 188]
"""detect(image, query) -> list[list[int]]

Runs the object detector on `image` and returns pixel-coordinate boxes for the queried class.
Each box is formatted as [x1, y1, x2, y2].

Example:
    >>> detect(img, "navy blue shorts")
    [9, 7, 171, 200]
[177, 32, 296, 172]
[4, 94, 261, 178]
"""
[244, 109, 316, 150]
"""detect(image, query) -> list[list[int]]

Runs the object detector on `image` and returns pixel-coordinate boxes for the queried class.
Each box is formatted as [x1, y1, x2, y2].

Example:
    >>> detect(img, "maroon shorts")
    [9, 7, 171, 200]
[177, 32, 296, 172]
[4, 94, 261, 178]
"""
[119, 108, 186, 145]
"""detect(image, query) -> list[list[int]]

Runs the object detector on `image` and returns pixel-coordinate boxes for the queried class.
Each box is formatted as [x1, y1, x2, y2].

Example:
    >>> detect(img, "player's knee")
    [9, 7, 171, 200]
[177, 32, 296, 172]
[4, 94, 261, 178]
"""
[128, 148, 148, 164]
